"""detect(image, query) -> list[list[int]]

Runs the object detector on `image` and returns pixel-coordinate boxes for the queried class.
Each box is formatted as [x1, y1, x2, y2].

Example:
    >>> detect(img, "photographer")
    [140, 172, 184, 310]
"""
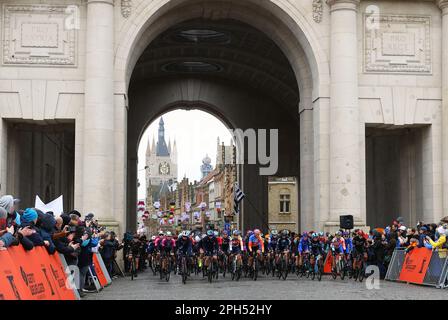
[54, 225, 81, 266]
[77, 227, 99, 295]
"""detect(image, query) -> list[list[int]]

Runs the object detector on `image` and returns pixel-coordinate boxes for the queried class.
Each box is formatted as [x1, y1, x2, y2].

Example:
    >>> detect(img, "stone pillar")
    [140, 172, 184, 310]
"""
[327, 0, 362, 229]
[440, 0, 448, 218]
[83, 0, 115, 222]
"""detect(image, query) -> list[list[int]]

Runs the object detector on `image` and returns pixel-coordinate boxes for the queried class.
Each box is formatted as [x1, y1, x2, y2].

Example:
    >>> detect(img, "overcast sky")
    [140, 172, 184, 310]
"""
[137, 110, 233, 199]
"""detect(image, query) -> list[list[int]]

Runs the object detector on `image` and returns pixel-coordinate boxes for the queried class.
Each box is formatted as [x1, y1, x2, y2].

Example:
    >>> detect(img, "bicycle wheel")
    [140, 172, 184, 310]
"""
[358, 262, 365, 282]
[282, 258, 288, 280]
[253, 258, 258, 281]
[130, 258, 135, 281]
[340, 261, 346, 280]
[317, 263, 323, 281]
[182, 258, 188, 284]
[208, 263, 213, 283]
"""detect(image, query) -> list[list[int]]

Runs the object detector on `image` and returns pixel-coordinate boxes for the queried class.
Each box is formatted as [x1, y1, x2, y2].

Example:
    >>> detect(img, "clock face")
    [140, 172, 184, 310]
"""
[159, 162, 170, 175]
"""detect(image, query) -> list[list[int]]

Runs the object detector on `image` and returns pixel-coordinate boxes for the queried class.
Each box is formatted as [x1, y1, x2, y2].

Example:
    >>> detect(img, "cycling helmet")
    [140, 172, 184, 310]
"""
[232, 230, 240, 236]
[343, 231, 349, 237]
[222, 230, 229, 236]
[166, 231, 172, 237]
[271, 229, 278, 236]
[335, 231, 342, 236]
[213, 230, 219, 237]
[254, 229, 261, 235]
[180, 231, 189, 237]
[311, 233, 318, 238]
[151, 236, 156, 241]
[282, 230, 289, 236]
[302, 232, 308, 237]
[207, 230, 214, 236]
[195, 235, 201, 242]
[319, 232, 324, 237]
[158, 230, 164, 236]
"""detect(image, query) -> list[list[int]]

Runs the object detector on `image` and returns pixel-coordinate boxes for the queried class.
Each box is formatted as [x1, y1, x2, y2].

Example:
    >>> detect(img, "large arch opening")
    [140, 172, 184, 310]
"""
[126, 12, 305, 232]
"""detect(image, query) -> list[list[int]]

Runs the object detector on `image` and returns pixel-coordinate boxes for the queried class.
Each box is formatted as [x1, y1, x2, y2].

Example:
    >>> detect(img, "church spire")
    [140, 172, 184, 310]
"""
[156, 117, 170, 156]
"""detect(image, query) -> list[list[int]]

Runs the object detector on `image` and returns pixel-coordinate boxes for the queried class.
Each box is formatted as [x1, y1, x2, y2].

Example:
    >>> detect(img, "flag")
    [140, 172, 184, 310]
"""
[234, 183, 245, 214]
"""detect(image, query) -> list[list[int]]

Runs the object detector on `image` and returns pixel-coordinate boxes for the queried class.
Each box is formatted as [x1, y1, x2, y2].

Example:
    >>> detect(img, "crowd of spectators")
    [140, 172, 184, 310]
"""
[0, 194, 123, 297]
[361, 217, 448, 278]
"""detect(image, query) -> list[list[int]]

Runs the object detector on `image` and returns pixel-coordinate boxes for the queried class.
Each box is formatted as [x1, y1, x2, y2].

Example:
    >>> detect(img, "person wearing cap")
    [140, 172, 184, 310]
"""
[397, 226, 407, 247]
[418, 226, 429, 247]
[18, 208, 50, 251]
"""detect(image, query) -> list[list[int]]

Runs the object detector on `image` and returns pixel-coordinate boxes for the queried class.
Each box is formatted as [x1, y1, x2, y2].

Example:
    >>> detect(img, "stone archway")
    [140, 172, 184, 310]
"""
[116, 0, 328, 233]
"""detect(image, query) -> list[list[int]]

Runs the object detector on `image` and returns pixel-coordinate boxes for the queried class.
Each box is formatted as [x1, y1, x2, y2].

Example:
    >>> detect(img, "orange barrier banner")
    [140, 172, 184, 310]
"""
[398, 247, 432, 284]
[0, 250, 31, 300]
[7, 245, 60, 300]
[92, 253, 108, 287]
[36, 247, 77, 300]
[323, 251, 332, 274]
[0, 245, 76, 300]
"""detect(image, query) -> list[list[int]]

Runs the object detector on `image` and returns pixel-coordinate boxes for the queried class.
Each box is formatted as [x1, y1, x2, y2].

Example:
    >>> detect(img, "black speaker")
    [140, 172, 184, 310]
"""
[340, 215, 354, 230]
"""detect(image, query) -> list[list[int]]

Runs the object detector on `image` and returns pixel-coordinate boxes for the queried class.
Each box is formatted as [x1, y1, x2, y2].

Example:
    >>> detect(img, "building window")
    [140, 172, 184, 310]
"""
[280, 194, 290, 214]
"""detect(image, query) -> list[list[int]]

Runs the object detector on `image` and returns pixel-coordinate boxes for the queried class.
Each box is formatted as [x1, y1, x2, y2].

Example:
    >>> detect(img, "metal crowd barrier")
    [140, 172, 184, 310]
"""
[385, 247, 448, 289]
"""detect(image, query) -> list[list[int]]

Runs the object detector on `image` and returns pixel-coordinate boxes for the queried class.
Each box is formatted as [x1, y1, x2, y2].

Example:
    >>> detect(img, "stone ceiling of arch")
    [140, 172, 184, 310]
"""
[130, 19, 300, 111]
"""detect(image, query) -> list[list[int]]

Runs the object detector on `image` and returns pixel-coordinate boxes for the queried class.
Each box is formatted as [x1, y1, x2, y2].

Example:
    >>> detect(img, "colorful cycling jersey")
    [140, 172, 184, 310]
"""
[344, 237, 353, 254]
[330, 237, 346, 253]
[277, 237, 291, 251]
[248, 234, 265, 252]
[161, 238, 176, 252]
[298, 237, 311, 254]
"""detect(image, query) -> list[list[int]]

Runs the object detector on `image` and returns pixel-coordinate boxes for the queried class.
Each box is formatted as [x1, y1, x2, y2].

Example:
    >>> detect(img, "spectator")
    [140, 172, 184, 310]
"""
[0, 207, 16, 250]
[100, 232, 115, 276]
[36, 211, 56, 254]
[19, 208, 49, 251]
[77, 227, 99, 295]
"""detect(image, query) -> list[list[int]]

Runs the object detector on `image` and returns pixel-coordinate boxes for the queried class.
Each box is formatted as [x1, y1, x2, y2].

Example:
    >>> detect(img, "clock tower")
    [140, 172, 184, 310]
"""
[146, 117, 178, 204]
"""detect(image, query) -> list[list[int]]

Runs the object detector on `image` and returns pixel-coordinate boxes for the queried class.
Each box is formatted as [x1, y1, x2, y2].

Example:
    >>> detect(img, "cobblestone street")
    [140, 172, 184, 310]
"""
[85, 269, 447, 300]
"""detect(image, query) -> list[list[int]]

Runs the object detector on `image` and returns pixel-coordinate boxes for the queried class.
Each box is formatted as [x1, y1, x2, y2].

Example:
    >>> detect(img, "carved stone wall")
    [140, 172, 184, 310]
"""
[3, 5, 77, 66]
[364, 15, 431, 74]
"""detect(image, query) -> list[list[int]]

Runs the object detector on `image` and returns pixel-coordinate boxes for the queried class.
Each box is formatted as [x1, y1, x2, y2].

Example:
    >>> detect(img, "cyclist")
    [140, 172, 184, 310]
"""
[176, 231, 193, 275]
[297, 232, 311, 271]
[309, 233, 325, 273]
[276, 229, 291, 268]
[161, 231, 176, 258]
[128, 234, 143, 277]
[248, 229, 264, 268]
[343, 231, 353, 264]
[352, 230, 367, 271]
[330, 231, 346, 273]
[199, 229, 219, 270]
